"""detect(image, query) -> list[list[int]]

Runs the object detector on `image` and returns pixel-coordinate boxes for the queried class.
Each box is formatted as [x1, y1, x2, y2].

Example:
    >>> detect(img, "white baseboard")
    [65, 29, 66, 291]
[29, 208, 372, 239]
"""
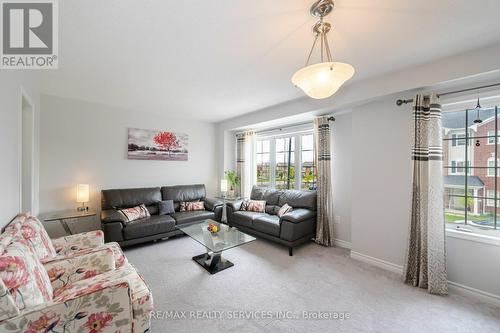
[350, 251, 404, 275]
[334, 238, 352, 250]
[448, 281, 500, 307]
[350, 251, 500, 307]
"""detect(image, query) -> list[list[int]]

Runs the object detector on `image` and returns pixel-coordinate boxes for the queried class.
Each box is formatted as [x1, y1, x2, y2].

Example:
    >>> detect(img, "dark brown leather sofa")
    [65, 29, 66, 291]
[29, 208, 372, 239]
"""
[226, 186, 317, 256]
[100, 184, 223, 247]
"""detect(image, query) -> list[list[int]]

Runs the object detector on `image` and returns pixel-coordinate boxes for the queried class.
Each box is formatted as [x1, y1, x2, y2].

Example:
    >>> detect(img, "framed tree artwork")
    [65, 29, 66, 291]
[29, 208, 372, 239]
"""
[127, 128, 188, 161]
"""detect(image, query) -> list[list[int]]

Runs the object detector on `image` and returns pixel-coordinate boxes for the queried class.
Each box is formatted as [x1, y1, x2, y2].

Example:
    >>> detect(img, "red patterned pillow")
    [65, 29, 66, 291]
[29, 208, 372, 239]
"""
[180, 201, 205, 212]
[240, 200, 266, 213]
[119, 204, 150, 222]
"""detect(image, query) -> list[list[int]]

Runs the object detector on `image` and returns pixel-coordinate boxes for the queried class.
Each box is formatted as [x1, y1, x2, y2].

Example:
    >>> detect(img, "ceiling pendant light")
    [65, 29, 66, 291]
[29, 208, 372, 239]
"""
[292, 0, 354, 99]
[473, 97, 483, 124]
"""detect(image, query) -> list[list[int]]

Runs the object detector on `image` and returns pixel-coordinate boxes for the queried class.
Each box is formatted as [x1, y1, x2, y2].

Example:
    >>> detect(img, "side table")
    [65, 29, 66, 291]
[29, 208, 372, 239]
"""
[41, 208, 96, 235]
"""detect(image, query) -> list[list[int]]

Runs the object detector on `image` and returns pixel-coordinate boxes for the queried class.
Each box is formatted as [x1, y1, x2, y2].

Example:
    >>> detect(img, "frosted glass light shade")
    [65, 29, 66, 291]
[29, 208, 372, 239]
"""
[292, 62, 355, 99]
[76, 184, 90, 203]
[220, 179, 228, 192]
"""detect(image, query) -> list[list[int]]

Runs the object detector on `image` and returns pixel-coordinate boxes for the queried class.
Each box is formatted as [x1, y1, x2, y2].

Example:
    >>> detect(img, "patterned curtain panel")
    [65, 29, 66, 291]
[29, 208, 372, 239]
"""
[404, 94, 448, 295]
[236, 131, 256, 199]
[314, 116, 334, 246]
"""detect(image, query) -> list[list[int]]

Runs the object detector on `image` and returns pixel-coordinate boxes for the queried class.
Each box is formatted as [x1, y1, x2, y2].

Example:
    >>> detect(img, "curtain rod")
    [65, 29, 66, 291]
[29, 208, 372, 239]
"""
[395, 82, 500, 106]
[251, 116, 335, 135]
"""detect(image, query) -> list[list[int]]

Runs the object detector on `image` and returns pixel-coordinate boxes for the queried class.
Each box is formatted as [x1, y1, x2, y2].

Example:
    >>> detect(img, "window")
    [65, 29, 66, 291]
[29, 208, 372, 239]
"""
[275, 137, 295, 189]
[301, 134, 316, 190]
[255, 131, 316, 190]
[256, 140, 271, 187]
[452, 133, 466, 146]
[487, 157, 498, 176]
[487, 131, 500, 144]
[443, 105, 499, 237]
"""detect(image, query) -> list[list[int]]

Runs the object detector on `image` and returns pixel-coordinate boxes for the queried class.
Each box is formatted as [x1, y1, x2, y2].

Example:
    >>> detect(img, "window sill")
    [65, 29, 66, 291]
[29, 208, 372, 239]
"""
[446, 228, 500, 246]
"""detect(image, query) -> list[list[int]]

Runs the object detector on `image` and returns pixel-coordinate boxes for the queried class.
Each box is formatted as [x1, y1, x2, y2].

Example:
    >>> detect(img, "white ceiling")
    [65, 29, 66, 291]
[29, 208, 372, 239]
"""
[40, 0, 500, 122]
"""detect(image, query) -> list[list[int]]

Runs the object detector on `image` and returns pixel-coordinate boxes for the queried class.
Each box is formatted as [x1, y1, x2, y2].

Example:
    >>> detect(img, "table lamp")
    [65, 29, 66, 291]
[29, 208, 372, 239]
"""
[76, 184, 90, 211]
[220, 179, 228, 198]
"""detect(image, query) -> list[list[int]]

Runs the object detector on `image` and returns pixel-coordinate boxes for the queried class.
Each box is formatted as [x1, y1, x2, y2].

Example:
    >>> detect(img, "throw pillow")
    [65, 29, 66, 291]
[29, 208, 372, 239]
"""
[240, 200, 266, 213]
[158, 200, 175, 215]
[277, 203, 293, 218]
[119, 204, 150, 222]
[180, 201, 205, 212]
[0, 239, 53, 310]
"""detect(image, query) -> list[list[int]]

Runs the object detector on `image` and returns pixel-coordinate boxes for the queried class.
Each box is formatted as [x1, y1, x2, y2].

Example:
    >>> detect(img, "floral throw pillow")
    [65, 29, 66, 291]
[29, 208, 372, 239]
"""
[240, 200, 266, 213]
[0, 239, 53, 310]
[277, 203, 293, 218]
[180, 201, 205, 212]
[119, 204, 150, 223]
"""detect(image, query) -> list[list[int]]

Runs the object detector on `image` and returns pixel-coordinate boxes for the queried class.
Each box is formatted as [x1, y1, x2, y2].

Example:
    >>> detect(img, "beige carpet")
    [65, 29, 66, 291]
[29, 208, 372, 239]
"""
[124, 236, 500, 333]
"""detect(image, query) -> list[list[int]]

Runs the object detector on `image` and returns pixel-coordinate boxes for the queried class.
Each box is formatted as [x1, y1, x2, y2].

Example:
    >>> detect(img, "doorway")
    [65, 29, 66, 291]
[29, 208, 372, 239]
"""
[21, 91, 34, 213]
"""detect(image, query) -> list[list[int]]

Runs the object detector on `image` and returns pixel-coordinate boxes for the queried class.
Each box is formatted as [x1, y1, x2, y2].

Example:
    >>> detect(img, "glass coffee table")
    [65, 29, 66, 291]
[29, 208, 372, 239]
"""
[177, 220, 256, 274]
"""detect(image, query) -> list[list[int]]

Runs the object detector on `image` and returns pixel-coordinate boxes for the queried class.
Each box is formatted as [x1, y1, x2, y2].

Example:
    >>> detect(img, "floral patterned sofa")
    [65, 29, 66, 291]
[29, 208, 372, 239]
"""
[0, 213, 153, 332]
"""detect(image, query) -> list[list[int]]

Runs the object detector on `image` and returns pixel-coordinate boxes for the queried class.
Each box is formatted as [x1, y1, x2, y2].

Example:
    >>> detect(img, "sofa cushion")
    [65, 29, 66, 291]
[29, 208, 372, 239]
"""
[5, 215, 56, 261]
[253, 214, 281, 237]
[265, 205, 280, 216]
[161, 184, 206, 211]
[53, 263, 153, 331]
[251, 186, 281, 205]
[277, 203, 293, 218]
[101, 187, 162, 210]
[0, 239, 53, 310]
[171, 210, 215, 225]
[231, 211, 266, 228]
[123, 215, 176, 240]
[278, 189, 317, 210]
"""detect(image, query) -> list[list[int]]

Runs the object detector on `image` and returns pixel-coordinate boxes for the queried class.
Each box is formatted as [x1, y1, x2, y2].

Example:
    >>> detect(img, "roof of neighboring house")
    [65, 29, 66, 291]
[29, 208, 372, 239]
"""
[442, 108, 496, 129]
[443, 175, 484, 187]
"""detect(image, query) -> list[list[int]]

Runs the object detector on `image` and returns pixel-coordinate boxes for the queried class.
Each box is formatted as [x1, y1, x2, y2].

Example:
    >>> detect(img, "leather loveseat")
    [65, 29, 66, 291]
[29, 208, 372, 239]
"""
[101, 184, 223, 246]
[226, 186, 317, 256]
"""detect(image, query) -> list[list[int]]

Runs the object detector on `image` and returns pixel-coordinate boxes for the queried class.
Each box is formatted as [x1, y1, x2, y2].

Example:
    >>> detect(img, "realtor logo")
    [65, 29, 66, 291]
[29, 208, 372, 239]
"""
[1, 0, 58, 69]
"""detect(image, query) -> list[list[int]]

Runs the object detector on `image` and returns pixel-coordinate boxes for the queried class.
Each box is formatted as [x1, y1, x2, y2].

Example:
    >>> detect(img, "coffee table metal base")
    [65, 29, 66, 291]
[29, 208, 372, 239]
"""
[192, 252, 234, 274]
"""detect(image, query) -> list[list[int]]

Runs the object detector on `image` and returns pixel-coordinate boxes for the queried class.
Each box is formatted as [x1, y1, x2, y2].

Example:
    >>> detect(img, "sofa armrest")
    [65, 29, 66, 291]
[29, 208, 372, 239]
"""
[44, 248, 116, 291]
[280, 209, 316, 224]
[0, 283, 133, 332]
[204, 197, 224, 212]
[101, 209, 127, 224]
[52, 230, 105, 254]
[227, 200, 244, 212]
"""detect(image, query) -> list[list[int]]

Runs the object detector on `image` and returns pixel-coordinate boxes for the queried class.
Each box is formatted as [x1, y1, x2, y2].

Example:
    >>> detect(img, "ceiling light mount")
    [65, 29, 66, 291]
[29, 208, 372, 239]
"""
[310, 0, 334, 19]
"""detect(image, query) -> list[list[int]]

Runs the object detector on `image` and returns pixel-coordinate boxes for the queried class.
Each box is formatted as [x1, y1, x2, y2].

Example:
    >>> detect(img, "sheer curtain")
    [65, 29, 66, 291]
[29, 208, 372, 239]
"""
[236, 131, 256, 199]
[404, 93, 448, 295]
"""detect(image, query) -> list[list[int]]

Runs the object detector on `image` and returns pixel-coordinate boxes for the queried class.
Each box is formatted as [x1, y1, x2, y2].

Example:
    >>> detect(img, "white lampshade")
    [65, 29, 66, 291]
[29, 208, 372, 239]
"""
[292, 62, 355, 99]
[220, 179, 228, 192]
[76, 184, 90, 203]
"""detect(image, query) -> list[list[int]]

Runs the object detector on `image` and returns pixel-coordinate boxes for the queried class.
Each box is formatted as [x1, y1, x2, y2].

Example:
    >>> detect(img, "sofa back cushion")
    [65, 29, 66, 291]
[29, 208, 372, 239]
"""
[278, 189, 317, 210]
[101, 187, 162, 211]
[5, 214, 56, 261]
[250, 186, 281, 205]
[0, 239, 53, 310]
[161, 184, 206, 211]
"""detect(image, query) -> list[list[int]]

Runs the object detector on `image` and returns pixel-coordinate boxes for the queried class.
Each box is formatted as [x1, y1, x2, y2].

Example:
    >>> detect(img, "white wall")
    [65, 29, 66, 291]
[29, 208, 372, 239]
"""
[332, 113, 352, 244]
[39, 95, 217, 236]
[0, 72, 40, 228]
[348, 93, 500, 299]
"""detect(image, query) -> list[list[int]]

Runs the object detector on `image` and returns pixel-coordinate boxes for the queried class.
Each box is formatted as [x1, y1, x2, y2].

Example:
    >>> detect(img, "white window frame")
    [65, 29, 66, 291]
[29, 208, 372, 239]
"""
[487, 131, 500, 145]
[487, 157, 498, 177]
[255, 128, 315, 190]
